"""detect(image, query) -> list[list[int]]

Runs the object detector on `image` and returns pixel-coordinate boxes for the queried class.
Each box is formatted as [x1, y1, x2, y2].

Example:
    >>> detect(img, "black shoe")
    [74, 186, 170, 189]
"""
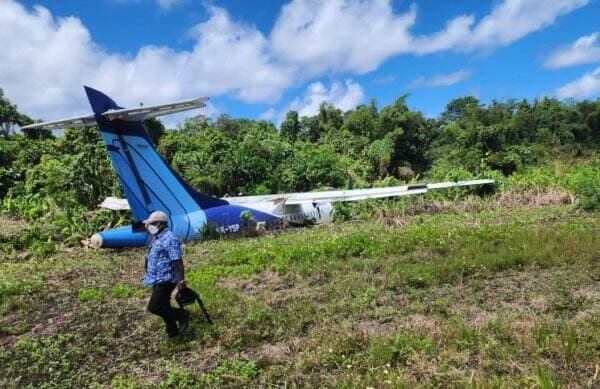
[178, 311, 190, 334]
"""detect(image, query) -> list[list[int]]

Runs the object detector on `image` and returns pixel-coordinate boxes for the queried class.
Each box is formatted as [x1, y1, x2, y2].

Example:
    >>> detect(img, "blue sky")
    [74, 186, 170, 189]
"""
[3, 0, 600, 126]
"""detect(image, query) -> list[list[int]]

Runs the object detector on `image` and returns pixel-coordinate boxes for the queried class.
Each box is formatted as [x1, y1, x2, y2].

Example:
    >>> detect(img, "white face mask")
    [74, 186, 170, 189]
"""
[147, 224, 160, 236]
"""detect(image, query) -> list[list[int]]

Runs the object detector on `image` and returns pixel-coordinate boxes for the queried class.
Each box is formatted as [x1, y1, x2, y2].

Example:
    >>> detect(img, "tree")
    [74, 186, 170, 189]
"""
[0, 88, 33, 138]
[440, 96, 482, 124]
[143, 118, 165, 145]
[280, 111, 300, 142]
[215, 114, 242, 138]
[281, 142, 345, 191]
[366, 134, 394, 178]
[318, 103, 343, 132]
[56, 126, 119, 208]
[343, 105, 377, 140]
[378, 96, 433, 173]
[533, 98, 575, 145]
[299, 116, 321, 142]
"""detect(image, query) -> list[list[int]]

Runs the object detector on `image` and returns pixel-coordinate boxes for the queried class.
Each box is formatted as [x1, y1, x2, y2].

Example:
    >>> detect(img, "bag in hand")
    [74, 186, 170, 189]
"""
[175, 286, 213, 324]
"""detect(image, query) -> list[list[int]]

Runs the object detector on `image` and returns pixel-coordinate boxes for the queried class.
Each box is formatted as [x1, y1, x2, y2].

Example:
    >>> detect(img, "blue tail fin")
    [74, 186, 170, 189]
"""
[84, 86, 227, 240]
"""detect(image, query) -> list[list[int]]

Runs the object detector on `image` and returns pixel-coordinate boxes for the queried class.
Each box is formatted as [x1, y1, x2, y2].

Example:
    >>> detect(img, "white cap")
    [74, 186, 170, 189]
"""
[143, 210, 169, 224]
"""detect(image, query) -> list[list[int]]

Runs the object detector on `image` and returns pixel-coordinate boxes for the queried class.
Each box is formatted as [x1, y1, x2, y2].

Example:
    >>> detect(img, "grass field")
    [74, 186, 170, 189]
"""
[1, 204, 599, 388]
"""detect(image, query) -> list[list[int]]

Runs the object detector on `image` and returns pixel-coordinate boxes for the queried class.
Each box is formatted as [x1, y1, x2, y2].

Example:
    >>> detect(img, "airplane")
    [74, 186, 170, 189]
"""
[22, 86, 494, 248]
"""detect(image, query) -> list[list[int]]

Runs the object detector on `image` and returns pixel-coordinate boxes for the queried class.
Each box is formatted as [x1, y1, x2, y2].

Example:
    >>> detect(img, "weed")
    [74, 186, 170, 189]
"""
[77, 288, 105, 302]
[486, 320, 514, 344]
[0, 264, 43, 303]
[536, 364, 562, 389]
[199, 359, 260, 385]
[559, 325, 579, 368]
[532, 323, 552, 353]
[453, 320, 480, 353]
[0, 334, 93, 387]
[110, 283, 138, 299]
[111, 376, 142, 389]
[160, 369, 197, 388]
[367, 332, 436, 368]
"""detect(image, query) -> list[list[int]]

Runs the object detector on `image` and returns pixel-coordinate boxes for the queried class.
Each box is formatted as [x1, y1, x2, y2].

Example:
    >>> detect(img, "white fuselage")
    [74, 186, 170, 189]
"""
[281, 202, 334, 225]
[234, 200, 334, 226]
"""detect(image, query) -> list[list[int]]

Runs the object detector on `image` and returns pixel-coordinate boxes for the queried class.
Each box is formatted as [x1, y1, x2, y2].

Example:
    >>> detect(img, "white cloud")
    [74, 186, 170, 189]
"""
[0, 1, 293, 121]
[462, 0, 587, 51]
[111, 0, 185, 10]
[0, 2, 98, 118]
[184, 7, 294, 103]
[417, 0, 590, 54]
[556, 66, 600, 99]
[259, 108, 277, 120]
[266, 79, 365, 125]
[408, 69, 471, 89]
[545, 32, 600, 68]
[271, 0, 417, 75]
[287, 79, 364, 118]
[272, 0, 589, 73]
[156, 0, 184, 10]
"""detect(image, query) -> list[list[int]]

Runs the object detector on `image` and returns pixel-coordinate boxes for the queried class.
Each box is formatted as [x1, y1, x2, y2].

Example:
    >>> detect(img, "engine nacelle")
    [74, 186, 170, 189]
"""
[91, 225, 150, 248]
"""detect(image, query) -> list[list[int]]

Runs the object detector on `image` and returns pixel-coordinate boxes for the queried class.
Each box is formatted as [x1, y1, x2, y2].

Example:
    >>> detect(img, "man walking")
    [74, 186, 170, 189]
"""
[142, 211, 190, 337]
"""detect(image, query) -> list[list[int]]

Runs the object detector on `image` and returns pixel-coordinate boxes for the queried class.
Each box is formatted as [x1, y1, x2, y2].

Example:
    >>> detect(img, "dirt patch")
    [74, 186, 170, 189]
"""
[242, 271, 287, 295]
[573, 287, 600, 301]
[353, 314, 441, 338]
[0, 216, 27, 238]
[355, 319, 398, 337]
[401, 314, 442, 336]
[496, 188, 575, 208]
[529, 296, 550, 312]
[219, 270, 287, 295]
[178, 346, 222, 373]
[27, 313, 74, 338]
[510, 318, 537, 343]
[468, 307, 498, 329]
[219, 270, 308, 308]
[374, 188, 575, 226]
[249, 342, 292, 365]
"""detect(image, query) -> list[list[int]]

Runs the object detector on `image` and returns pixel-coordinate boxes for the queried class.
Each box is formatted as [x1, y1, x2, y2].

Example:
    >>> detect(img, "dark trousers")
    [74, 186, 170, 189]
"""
[147, 282, 186, 336]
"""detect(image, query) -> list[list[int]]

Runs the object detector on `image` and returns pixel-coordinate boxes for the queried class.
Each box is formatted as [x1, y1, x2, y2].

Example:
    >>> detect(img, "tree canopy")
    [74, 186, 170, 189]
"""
[1, 88, 600, 214]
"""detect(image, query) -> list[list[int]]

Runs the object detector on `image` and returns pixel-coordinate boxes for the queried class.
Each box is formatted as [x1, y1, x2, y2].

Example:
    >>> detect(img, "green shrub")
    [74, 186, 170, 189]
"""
[77, 288, 105, 302]
[565, 162, 600, 210]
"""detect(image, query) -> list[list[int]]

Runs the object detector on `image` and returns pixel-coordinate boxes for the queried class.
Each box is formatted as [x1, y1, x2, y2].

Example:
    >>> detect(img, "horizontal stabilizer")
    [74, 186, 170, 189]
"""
[21, 114, 97, 131]
[102, 97, 208, 122]
[21, 96, 208, 131]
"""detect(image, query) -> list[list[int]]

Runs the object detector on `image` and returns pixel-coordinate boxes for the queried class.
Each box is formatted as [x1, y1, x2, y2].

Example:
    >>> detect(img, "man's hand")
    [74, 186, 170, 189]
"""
[171, 280, 186, 300]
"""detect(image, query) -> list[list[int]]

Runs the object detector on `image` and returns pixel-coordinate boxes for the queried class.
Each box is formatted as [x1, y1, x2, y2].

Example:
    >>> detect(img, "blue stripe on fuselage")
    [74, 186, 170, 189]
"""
[204, 204, 280, 231]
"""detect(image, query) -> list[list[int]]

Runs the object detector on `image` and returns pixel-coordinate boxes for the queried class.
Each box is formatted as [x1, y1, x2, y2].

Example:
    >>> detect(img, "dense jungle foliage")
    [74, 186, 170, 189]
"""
[1, 87, 600, 255]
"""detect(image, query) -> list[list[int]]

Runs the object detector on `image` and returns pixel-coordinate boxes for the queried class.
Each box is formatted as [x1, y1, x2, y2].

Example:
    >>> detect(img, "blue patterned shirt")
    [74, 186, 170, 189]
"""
[142, 229, 182, 287]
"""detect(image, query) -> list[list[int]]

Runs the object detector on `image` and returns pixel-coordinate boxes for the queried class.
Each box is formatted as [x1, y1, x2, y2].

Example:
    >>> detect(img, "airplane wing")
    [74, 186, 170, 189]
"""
[99, 179, 494, 210]
[21, 97, 208, 131]
[226, 179, 494, 205]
